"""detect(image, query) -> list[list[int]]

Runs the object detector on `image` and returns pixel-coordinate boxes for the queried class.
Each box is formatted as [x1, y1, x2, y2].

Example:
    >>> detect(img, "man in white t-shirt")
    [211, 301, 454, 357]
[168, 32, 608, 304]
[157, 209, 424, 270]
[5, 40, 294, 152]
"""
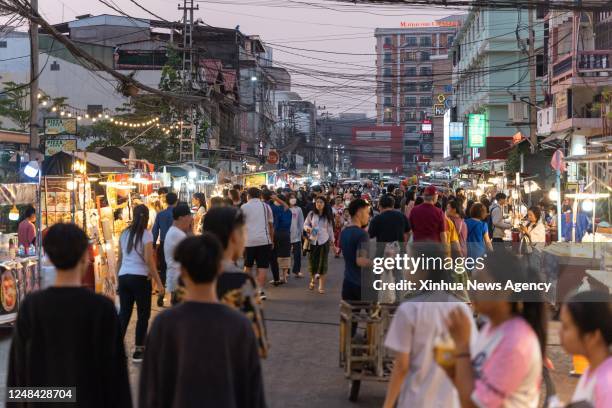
[163, 204, 193, 305]
[241, 187, 274, 300]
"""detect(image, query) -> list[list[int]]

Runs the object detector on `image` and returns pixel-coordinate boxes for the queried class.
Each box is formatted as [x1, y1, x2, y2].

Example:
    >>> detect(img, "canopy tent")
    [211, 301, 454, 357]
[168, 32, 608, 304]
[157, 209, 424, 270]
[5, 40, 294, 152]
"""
[43, 151, 127, 175]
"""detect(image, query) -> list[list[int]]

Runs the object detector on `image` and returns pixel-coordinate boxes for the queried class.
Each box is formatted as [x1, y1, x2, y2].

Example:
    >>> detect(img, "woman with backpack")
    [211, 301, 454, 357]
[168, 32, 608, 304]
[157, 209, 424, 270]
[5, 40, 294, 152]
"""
[303, 196, 334, 294]
[118, 204, 164, 362]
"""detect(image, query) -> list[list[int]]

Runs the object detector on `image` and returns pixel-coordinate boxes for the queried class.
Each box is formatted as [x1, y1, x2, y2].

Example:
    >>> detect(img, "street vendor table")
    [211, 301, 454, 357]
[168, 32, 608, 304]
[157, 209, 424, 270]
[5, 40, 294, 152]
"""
[585, 270, 612, 293]
[541, 243, 604, 303]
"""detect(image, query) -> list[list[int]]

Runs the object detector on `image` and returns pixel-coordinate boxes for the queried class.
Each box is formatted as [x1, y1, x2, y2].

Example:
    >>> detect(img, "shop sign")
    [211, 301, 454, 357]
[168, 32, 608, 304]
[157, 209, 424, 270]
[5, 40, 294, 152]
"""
[512, 131, 524, 145]
[244, 172, 266, 187]
[434, 104, 445, 117]
[267, 150, 279, 165]
[44, 139, 77, 156]
[44, 118, 77, 135]
[421, 120, 432, 133]
[467, 113, 486, 148]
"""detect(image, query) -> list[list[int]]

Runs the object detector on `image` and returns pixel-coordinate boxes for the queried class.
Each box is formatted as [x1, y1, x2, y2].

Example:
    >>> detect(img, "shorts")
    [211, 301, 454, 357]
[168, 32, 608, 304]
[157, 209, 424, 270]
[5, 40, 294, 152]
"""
[244, 244, 272, 269]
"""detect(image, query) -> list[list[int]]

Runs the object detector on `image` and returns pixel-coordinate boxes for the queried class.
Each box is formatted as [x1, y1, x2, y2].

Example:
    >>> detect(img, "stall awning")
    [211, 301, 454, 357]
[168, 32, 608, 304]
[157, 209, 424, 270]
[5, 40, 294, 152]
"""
[565, 152, 612, 163]
[43, 151, 127, 175]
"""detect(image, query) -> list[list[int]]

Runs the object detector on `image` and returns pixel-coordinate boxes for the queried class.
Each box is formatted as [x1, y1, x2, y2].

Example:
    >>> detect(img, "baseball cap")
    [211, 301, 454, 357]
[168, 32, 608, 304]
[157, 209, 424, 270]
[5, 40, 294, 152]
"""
[424, 185, 437, 196]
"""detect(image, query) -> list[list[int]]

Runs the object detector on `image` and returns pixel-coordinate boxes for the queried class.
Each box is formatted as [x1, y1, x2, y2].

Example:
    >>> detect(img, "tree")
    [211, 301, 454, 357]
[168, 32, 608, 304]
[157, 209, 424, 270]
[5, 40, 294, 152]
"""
[0, 81, 30, 131]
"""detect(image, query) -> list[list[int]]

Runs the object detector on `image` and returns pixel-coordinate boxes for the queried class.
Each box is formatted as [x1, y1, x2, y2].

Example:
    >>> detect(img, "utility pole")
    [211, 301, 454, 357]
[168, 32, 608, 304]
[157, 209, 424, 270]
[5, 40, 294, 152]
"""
[528, 6, 538, 152]
[177, 0, 199, 164]
[29, 0, 40, 155]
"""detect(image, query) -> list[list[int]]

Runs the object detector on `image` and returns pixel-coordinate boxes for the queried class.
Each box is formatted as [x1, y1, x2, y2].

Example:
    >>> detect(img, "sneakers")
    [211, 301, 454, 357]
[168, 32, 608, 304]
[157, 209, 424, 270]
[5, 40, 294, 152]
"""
[156, 294, 164, 307]
[259, 290, 267, 301]
[132, 346, 145, 363]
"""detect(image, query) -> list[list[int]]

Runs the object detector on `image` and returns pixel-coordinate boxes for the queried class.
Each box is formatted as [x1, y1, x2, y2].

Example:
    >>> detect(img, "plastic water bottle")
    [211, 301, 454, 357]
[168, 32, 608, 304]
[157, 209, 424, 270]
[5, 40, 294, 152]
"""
[18, 244, 25, 257]
[28, 244, 36, 256]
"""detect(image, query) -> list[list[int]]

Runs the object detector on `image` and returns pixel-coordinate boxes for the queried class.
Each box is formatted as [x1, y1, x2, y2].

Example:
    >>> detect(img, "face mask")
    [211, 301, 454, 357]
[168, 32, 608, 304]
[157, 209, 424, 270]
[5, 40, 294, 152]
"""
[289, 198, 297, 205]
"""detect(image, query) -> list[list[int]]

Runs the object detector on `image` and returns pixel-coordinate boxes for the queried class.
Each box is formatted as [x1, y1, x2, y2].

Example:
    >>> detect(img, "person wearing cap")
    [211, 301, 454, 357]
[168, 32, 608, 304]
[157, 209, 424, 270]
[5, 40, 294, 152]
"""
[408, 185, 447, 243]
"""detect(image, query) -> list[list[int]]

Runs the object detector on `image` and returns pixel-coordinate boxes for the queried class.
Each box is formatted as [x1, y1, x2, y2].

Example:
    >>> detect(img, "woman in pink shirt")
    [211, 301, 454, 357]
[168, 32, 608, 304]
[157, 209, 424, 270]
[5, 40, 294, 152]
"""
[445, 250, 547, 408]
[560, 290, 612, 408]
[17, 205, 36, 249]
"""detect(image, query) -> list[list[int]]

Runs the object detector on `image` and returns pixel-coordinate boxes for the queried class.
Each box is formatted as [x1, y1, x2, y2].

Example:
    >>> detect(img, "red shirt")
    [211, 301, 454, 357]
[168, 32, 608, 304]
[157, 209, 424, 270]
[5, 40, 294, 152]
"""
[17, 220, 36, 248]
[408, 203, 447, 242]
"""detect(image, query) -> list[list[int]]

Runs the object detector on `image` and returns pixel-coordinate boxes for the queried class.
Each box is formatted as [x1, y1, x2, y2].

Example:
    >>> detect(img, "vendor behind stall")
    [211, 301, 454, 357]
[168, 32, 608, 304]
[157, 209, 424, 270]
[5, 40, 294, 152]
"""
[18, 205, 36, 250]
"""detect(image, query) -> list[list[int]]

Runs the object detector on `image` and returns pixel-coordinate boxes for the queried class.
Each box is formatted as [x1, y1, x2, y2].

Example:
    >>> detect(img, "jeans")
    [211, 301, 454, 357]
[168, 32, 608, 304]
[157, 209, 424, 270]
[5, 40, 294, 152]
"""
[291, 242, 302, 274]
[156, 242, 166, 287]
[342, 280, 362, 337]
[118, 274, 152, 347]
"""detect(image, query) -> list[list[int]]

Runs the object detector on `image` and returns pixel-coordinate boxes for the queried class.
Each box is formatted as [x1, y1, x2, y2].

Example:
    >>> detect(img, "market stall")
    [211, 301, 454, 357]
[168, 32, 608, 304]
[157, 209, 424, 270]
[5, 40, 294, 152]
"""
[0, 183, 39, 324]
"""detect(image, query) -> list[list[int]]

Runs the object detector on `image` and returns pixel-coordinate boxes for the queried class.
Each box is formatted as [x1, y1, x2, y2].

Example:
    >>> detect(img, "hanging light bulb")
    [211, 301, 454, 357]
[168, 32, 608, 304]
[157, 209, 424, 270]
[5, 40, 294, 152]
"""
[41, 100, 47, 106]
[110, 118, 114, 123]
[104, 114, 109, 119]
[548, 188, 559, 201]
[60, 111, 65, 116]
[92, 118, 97, 122]
[37, 93, 41, 99]
[85, 114, 90, 119]
[51, 106, 57, 112]
[67, 112, 72, 117]
[8, 205, 19, 221]
[582, 200, 594, 212]
[77, 115, 82, 120]
[97, 113, 102, 118]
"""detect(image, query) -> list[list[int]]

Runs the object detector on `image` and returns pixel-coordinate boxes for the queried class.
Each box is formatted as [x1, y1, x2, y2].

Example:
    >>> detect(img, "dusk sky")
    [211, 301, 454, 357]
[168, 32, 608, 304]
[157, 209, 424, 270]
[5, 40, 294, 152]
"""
[38, 0, 456, 116]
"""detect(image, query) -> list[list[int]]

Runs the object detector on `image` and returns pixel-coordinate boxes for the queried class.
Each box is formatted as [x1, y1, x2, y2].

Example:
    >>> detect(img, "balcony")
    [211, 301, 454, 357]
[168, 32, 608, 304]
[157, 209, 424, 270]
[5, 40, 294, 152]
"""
[553, 56, 572, 77]
[552, 117, 605, 135]
[577, 51, 611, 75]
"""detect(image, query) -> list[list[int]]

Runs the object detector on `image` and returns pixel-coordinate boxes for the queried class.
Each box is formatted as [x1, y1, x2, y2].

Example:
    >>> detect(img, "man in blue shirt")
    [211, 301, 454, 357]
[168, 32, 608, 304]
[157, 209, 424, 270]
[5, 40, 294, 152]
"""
[263, 190, 292, 285]
[340, 198, 371, 302]
[152, 192, 178, 307]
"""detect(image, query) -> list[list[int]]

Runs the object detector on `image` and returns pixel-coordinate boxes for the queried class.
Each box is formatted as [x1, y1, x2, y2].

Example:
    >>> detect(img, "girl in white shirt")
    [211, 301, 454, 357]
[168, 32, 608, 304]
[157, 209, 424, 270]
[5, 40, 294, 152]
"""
[118, 204, 164, 362]
[303, 197, 334, 293]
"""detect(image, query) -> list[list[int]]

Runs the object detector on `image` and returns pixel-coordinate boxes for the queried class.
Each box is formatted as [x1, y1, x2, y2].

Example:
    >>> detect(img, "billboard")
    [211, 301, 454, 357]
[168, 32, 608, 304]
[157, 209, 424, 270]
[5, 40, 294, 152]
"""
[467, 114, 486, 148]
[44, 118, 77, 135]
[44, 139, 77, 156]
[449, 122, 463, 157]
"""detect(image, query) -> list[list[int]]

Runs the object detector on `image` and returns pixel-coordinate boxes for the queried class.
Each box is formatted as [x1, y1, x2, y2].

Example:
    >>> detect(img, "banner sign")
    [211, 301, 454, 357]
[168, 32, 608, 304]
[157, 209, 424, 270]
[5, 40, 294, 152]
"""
[468, 114, 486, 148]
[44, 139, 77, 156]
[44, 118, 77, 135]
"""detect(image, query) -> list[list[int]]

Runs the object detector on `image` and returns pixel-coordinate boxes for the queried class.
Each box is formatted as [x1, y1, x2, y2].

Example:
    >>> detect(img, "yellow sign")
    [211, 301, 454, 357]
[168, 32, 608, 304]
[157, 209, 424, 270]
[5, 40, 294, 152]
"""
[437, 94, 446, 103]
[244, 173, 266, 187]
[44, 118, 77, 135]
[44, 139, 77, 156]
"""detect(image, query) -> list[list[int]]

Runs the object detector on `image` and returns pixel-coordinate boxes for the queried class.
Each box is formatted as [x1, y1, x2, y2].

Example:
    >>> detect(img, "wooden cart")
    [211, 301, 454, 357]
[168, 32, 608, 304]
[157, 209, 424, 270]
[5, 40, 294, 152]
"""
[339, 301, 397, 402]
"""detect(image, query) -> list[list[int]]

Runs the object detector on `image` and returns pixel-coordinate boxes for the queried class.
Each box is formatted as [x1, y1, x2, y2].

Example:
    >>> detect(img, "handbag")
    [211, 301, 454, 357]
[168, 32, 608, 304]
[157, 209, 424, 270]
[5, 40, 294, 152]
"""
[302, 237, 311, 253]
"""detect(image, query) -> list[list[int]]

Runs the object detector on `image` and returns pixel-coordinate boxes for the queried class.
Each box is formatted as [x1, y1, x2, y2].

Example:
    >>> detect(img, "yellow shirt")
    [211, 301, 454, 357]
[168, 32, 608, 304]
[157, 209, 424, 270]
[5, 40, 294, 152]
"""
[445, 216, 459, 257]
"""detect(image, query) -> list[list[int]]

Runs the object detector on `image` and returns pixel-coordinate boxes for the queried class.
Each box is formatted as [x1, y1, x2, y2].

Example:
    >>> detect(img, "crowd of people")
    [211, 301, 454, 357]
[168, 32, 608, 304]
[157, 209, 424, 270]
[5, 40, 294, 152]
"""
[4, 180, 611, 408]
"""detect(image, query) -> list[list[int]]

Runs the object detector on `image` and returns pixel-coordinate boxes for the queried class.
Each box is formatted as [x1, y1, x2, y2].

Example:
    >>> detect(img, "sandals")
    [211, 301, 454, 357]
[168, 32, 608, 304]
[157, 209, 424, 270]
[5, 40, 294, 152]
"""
[318, 288, 325, 294]
[295, 272, 304, 278]
[308, 280, 315, 290]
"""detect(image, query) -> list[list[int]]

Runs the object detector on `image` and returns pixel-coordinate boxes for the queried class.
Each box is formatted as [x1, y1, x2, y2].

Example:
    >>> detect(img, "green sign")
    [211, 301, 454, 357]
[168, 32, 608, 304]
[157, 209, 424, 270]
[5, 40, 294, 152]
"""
[468, 114, 486, 148]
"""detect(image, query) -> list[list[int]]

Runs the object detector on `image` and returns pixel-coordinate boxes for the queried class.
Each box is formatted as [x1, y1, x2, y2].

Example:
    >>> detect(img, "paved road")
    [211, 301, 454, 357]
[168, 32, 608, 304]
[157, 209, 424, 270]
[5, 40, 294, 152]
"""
[0, 253, 577, 407]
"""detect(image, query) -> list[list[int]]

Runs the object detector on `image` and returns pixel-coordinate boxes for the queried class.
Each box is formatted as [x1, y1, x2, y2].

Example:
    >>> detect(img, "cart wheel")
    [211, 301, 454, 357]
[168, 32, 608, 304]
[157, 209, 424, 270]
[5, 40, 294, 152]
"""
[348, 380, 361, 402]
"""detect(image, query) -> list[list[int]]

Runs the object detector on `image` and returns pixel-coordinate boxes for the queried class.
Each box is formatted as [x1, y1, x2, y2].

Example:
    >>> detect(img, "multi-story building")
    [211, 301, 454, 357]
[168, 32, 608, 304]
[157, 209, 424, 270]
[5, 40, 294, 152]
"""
[538, 10, 612, 183]
[351, 125, 404, 179]
[452, 9, 545, 165]
[375, 15, 463, 174]
[431, 54, 453, 162]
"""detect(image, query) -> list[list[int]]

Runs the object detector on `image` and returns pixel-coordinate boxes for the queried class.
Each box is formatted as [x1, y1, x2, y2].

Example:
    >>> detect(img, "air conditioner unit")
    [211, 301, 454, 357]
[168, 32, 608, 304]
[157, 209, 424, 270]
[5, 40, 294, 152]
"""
[508, 101, 529, 123]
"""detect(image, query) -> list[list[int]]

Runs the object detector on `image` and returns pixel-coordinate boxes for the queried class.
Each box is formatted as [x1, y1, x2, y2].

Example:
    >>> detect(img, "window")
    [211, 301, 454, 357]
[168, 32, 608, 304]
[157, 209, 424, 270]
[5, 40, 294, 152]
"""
[384, 36, 392, 45]
[405, 96, 417, 107]
[384, 97, 392, 106]
[536, 5, 546, 19]
[536, 54, 545, 77]
[406, 111, 417, 121]
[406, 36, 417, 46]
[384, 111, 393, 122]
[0, 41, 6, 48]
[419, 111, 428, 120]
[420, 81, 432, 92]
[383, 67, 392, 77]
[447, 35, 454, 46]
[404, 83, 416, 92]
[420, 97, 432, 107]
[420, 51, 430, 61]
[50, 61, 60, 71]
[384, 53, 392, 63]
[383, 82, 392, 92]
[405, 67, 417, 76]
[420, 66, 431, 76]
[405, 51, 416, 61]
[420, 36, 432, 47]
[405, 125, 417, 132]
